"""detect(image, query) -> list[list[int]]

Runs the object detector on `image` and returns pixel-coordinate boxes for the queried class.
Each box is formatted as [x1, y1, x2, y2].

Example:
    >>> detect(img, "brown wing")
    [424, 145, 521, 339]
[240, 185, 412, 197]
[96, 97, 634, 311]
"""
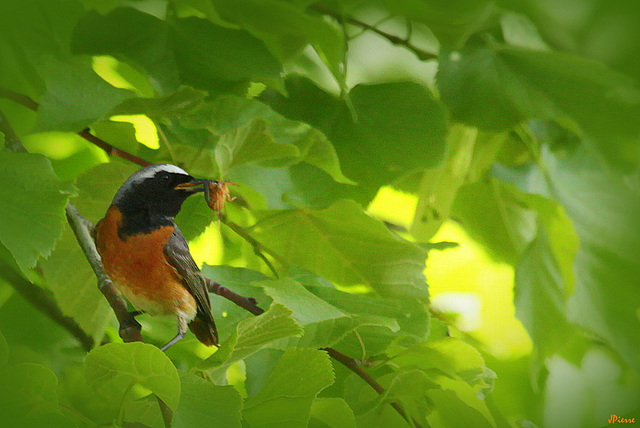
[164, 226, 218, 345]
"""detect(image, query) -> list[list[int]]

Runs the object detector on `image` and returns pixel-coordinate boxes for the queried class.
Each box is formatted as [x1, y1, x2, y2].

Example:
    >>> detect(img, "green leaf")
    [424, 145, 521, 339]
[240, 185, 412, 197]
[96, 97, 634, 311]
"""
[513, 192, 578, 296]
[0, 363, 60, 419]
[212, 0, 344, 76]
[253, 199, 428, 299]
[215, 118, 300, 175]
[243, 348, 334, 428]
[85, 342, 181, 411]
[256, 278, 346, 325]
[310, 397, 357, 428]
[426, 389, 495, 428]
[0, 152, 74, 275]
[452, 178, 535, 264]
[514, 229, 574, 358]
[262, 77, 448, 193]
[537, 150, 640, 367]
[122, 396, 164, 428]
[72, 7, 180, 94]
[174, 371, 243, 428]
[41, 163, 138, 338]
[199, 303, 302, 369]
[171, 16, 283, 93]
[437, 44, 640, 166]
[391, 338, 491, 392]
[36, 57, 135, 132]
[110, 86, 208, 120]
[185, 95, 353, 185]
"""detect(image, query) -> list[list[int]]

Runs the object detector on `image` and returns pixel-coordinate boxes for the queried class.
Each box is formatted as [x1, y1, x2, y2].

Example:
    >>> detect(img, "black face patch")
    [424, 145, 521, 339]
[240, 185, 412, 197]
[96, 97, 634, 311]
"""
[115, 170, 196, 236]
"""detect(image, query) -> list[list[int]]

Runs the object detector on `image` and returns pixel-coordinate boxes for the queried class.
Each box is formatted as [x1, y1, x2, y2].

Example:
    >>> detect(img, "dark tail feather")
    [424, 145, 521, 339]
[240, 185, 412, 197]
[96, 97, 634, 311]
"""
[189, 313, 218, 347]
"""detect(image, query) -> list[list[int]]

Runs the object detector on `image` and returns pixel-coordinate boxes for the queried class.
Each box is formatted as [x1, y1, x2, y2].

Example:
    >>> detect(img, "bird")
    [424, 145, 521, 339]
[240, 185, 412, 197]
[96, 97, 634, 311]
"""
[94, 164, 218, 351]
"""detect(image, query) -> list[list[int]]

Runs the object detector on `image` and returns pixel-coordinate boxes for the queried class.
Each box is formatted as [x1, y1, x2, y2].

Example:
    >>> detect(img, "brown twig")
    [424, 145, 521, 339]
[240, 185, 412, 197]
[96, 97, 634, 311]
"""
[311, 4, 438, 62]
[206, 279, 264, 316]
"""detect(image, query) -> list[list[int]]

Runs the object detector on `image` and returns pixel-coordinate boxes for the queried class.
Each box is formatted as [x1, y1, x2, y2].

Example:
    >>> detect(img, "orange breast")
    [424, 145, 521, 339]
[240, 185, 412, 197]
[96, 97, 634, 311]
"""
[95, 206, 196, 318]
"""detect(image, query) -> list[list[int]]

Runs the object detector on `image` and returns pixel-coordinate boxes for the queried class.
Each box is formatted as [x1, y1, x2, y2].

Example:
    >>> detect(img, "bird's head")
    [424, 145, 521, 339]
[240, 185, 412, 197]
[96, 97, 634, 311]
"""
[113, 164, 206, 219]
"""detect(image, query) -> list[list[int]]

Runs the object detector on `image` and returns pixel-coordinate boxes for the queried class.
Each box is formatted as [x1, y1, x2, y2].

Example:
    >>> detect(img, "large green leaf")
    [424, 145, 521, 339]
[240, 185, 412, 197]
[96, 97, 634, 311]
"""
[514, 229, 574, 357]
[171, 16, 283, 93]
[437, 43, 640, 166]
[310, 397, 357, 428]
[262, 77, 448, 193]
[199, 303, 302, 370]
[211, 0, 343, 76]
[71, 7, 180, 94]
[36, 57, 136, 132]
[243, 348, 334, 428]
[72, 8, 283, 95]
[174, 371, 243, 428]
[84, 342, 181, 411]
[0, 153, 75, 275]
[253, 199, 428, 299]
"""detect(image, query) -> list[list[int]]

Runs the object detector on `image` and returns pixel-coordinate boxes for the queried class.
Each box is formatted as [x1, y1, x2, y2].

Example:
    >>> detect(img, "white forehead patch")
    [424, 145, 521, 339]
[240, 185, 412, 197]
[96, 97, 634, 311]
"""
[113, 164, 190, 204]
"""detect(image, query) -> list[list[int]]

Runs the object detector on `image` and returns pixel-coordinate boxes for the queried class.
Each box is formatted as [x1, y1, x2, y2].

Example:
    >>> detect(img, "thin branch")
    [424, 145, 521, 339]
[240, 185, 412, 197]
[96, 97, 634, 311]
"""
[78, 128, 151, 167]
[311, 4, 438, 62]
[206, 279, 264, 316]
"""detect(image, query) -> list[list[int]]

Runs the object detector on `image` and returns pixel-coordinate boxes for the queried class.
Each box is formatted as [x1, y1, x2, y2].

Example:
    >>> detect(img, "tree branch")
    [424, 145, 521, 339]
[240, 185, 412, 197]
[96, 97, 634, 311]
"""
[311, 4, 438, 62]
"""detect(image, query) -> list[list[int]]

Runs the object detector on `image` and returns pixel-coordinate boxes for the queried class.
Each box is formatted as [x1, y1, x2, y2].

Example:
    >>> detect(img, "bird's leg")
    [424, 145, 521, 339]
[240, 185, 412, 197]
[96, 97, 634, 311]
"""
[160, 313, 188, 352]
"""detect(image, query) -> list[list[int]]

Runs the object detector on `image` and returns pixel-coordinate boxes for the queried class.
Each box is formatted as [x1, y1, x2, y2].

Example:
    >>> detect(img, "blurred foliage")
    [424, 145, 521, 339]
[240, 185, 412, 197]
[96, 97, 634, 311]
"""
[1, 0, 639, 427]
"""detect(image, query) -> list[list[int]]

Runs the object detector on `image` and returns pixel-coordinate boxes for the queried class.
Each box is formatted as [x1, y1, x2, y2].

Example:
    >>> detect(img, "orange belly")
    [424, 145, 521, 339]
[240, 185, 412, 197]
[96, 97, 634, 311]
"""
[95, 206, 197, 319]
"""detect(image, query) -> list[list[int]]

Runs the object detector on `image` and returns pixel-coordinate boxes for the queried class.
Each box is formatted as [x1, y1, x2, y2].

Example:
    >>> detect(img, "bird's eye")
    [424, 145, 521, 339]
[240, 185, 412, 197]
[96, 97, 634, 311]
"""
[159, 173, 171, 184]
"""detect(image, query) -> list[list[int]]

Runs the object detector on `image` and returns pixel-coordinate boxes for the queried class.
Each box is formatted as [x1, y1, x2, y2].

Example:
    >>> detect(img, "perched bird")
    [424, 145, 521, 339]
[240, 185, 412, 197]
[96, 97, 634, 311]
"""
[94, 164, 217, 350]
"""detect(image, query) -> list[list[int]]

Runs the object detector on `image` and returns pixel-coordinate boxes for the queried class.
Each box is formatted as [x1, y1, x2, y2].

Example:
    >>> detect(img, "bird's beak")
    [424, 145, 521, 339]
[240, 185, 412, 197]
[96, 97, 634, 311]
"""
[174, 179, 207, 193]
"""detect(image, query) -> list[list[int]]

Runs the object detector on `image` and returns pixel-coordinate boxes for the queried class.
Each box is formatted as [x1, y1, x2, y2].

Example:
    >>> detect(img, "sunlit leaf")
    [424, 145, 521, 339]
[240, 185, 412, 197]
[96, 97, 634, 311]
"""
[253, 199, 428, 299]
